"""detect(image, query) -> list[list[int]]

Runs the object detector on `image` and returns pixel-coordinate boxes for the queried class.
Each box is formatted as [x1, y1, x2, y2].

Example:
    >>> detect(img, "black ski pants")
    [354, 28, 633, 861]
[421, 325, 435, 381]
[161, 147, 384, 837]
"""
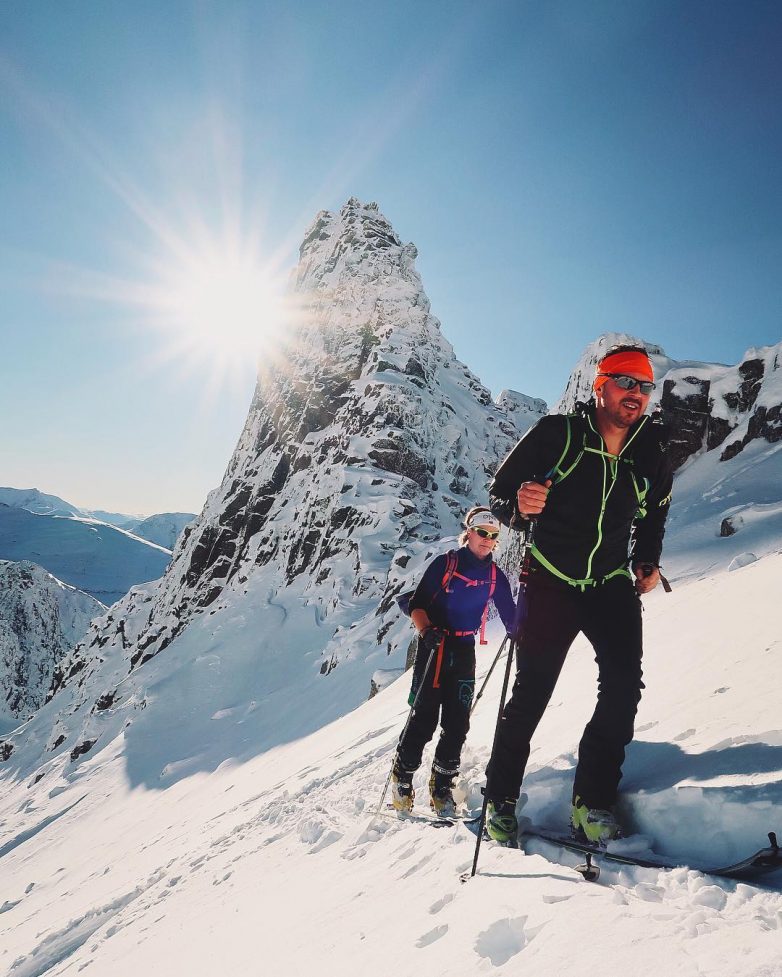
[487, 573, 644, 809]
[397, 636, 476, 775]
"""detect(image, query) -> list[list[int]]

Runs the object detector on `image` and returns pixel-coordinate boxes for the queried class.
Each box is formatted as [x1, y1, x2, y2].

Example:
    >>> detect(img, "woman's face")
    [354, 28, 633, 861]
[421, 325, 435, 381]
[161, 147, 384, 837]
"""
[466, 524, 500, 559]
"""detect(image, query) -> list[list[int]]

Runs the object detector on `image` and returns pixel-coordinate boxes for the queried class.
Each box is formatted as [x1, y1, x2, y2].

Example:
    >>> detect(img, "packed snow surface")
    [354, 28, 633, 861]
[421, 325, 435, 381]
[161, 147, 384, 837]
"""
[1, 548, 780, 977]
[663, 438, 782, 580]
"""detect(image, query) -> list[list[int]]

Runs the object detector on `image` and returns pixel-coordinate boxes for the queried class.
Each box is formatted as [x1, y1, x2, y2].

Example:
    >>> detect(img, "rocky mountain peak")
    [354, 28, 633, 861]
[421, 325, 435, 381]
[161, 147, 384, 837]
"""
[296, 198, 414, 291]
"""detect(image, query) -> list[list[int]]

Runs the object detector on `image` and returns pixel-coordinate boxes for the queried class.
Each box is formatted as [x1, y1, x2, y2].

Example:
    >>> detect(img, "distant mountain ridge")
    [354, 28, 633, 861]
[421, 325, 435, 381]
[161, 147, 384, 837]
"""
[129, 513, 196, 550]
[0, 505, 171, 605]
[0, 487, 81, 518]
[0, 487, 196, 540]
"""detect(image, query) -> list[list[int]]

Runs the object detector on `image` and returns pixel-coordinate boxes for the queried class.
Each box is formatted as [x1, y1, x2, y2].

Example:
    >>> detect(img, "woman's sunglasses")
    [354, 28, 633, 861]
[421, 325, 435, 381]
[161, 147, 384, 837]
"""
[472, 527, 499, 539]
[600, 373, 656, 396]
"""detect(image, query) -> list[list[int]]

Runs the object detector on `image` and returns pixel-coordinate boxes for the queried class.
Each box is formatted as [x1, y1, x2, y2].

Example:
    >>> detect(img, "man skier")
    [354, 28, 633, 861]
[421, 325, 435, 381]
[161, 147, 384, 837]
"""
[483, 345, 673, 844]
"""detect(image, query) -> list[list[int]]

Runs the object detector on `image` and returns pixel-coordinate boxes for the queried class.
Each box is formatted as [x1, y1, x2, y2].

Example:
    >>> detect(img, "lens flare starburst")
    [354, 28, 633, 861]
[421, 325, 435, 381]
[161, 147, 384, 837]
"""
[151, 243, 287, 379]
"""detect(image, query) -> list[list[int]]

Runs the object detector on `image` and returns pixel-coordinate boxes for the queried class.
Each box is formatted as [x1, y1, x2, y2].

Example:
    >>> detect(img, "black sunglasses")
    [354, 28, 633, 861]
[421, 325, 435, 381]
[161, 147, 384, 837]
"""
[600, 373, 656, 395]
[472, 527, 499, 539]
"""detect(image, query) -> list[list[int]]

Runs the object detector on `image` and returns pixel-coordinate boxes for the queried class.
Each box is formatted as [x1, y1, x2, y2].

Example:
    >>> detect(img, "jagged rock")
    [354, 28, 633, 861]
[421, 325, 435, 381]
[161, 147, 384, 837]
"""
[69, 738, 96, 761]
[707, 416, 734, 452]
[660, 375, 711, 471]
[368, 438, 433, 489]
[722, 404, 782, 460]
[729, 358, 764, 412]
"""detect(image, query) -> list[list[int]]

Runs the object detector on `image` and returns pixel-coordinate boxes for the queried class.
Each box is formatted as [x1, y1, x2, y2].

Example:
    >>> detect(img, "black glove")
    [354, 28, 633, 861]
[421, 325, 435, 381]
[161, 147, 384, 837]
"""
[419, 627, 445, 653]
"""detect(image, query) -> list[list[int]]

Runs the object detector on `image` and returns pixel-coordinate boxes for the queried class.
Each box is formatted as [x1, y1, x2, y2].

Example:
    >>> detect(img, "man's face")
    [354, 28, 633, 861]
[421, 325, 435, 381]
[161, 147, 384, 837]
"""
[596, 374, 651, 429]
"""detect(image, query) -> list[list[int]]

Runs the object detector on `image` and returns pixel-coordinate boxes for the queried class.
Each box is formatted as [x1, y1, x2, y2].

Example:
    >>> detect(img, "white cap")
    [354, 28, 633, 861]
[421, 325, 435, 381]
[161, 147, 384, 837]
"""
[465, 510, 501, 531]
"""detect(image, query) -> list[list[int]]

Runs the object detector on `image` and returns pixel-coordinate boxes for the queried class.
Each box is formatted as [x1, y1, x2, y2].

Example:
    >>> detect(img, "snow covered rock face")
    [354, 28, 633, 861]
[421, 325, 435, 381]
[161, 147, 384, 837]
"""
[557, 334, 782, 471]
[0, 561, 103, 728]
[12, 199, 543, 768]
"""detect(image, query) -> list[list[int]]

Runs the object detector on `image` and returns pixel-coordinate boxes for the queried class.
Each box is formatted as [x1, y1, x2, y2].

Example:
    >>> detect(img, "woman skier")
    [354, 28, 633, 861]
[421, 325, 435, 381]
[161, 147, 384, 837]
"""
[392, 506, 516, 817]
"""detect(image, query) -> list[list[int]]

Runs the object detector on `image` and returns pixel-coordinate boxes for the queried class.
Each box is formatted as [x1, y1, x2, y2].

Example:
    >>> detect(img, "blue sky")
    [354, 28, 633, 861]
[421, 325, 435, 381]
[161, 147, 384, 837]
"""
[1, 0, 780, 514]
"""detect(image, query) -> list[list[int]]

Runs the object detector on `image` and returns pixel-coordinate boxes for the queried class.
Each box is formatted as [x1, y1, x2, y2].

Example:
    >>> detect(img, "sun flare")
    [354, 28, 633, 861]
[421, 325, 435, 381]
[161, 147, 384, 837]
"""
[162, 252, 283, 358]
[127, 231, 300, 398]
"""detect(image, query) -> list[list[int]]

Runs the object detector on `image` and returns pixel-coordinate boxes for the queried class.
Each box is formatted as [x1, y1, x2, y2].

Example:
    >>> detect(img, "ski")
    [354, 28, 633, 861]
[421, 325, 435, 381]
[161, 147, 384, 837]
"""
[465, 821, 781, 884]
[376, 804, 456, 828]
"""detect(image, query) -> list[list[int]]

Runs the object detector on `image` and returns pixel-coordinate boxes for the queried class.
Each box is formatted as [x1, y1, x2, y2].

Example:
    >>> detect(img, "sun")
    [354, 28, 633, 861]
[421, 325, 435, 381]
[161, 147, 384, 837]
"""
[67, 217, 301, 399]
[130, 230, 299, 396]
[162, 251, 282, 358]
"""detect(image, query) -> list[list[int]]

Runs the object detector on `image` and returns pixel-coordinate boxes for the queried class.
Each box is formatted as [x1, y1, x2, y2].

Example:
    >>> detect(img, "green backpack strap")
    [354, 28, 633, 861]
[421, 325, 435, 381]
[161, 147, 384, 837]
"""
[548, 414, 585, 485]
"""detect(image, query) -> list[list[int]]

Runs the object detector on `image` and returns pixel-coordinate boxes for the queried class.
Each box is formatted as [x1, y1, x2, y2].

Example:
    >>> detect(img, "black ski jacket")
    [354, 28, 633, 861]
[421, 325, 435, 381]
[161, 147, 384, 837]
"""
[489, 404, 673, 585]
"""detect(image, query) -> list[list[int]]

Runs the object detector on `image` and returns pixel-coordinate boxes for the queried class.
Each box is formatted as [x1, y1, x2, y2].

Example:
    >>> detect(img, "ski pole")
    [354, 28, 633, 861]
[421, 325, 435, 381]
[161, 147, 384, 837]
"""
[373, 638, 440, 818]
[470, 635, 508, 717]
[469, 518, 537, 879]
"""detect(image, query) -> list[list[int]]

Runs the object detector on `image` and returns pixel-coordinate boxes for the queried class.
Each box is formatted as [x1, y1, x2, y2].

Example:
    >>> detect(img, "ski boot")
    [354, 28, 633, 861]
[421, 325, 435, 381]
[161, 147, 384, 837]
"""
[571, 795, 622, 845]
[429, 764, 457, 818]
[390, 760, 415, 813]
[486, 797, 518, 843]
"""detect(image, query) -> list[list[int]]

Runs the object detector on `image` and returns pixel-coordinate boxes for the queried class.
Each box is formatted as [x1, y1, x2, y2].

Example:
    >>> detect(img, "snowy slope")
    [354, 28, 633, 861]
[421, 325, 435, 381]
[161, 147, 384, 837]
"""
[0, 551, 779, 977]
[0, 505, 171, 605]
[663, 437, 782, 581]
[0, 561, 104, 732]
